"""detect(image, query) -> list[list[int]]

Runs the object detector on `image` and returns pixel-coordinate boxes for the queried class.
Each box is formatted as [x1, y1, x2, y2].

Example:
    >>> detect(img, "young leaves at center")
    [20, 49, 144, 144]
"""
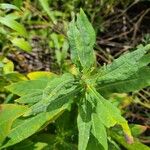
[67, 9, 96, 72]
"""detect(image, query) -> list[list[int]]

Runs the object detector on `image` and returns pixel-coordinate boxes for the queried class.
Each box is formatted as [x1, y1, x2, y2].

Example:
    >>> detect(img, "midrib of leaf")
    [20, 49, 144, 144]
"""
[99, 59, 137, 81]
[70, 21, 83, 67]
[97, 67, 150, 94]
[87, 85, 116, 125]
[91, 114, 108, 150]
[25, 75, 77, 115]
[97, 44, 150, 82]
[87, 85, 133, 142]
[46, 86, 81, 111]
[97, 75, 149, 90]
[78, 100, 92, 150]
[43, 77, 74, 100]
[39, 77, 75, 107]
[1, 106, 67, 149]
[78, 117, 91, 150]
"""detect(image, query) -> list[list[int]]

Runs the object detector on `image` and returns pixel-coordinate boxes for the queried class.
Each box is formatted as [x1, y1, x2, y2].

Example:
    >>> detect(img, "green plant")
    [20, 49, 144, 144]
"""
[0, 3, 31, 53]
[0, 9, 150, 150]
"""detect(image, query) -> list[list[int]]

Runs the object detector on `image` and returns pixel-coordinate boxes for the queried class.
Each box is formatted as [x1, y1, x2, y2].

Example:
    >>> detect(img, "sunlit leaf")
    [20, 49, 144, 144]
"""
[67, 9, 96, 72]
[110, 131, 150, 150]
[2, 58, 14, 74]
[1, 104, 68, 149]
[11, 38, 32, 52]
[27, 71, 55, 80]
[91, 114, 107, 150]
[88, 86, 133, 144]
[97, 67, 150, 94]
[97, 44, 150, 82]
[0, 16, 28, 37]
[0, 3, 20, 10]
[77, 98, 92, 150]
[0, 104, 28, 145]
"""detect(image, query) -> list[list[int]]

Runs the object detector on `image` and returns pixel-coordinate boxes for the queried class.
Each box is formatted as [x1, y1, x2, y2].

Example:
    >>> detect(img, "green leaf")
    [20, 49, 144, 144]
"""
[130, 124, 147, 137]
[25, 73, 76, 116]
[88, 86, 133, 144]
[2, 58, 14, 74]
[77, 99, 92, 150]
[11, 37, 32, 52]
[0, 16, 28, 37]
[97, 67, 150, 94]
[1, 105, 68, 149]
[0, 104, 27, 145]
[6, 79, 50, 96]
[15, 92, 43, 104]
[3, 13, 21, 20]
[91, 113, 108, 150]
[87, 134, 105, 150]
[6, 74, 77, 116]
[38, 0, 56, 24]
[0, 3, 20, 10]
[97, 44, 150, 82]
[67, 9, 96, 71]
[27, 71, 55, 80]
[13, 0, 23, 8]
[4, 72, 27, 82]
[110, 131, 150, 150]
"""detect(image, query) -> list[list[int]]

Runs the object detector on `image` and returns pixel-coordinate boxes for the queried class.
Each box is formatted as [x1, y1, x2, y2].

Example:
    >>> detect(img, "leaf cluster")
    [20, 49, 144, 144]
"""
[0, 8, 150, 150]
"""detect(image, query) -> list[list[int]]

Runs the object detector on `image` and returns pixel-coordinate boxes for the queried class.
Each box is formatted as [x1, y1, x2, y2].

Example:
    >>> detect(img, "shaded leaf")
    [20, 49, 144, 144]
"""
[87, 133, 105, 150]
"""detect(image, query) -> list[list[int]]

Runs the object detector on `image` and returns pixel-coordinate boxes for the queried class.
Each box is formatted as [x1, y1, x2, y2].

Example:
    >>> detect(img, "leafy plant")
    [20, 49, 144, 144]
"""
[0, 3, 31, 52]
[0, 9, 150, 150]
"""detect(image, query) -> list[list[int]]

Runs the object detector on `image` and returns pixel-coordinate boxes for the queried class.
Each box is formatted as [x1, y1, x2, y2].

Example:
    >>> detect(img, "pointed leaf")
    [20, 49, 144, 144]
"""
[88, 86, 133, 144]
[91, 113, 108, 150]
[67, 9, 96, 71]
[0, 3, 20, 10]
[110, 131, 150, 150]
[11, 38, 32, 52]
[0, 16, 28, 37]
[97, 67, 150, 94]
[77, 99, 92, 150]
[25, 73, 76, 115]
[6, 74, 77, 116]
[1, 105, 68, 149]
[97, 44, 150, 82]
[38, 0, 56, 24]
